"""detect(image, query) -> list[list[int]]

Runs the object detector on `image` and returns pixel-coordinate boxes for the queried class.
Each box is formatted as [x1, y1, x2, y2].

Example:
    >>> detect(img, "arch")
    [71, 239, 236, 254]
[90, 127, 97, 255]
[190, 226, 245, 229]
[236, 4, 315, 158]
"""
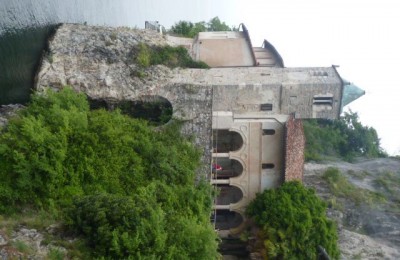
[212, 157, 243, 179]
[213, 129, 244, 153]
[87, 95, 173, 125]
[124, 95, 173, 125]
[215, 185, 243, 205]
[214, 210, 244, 230]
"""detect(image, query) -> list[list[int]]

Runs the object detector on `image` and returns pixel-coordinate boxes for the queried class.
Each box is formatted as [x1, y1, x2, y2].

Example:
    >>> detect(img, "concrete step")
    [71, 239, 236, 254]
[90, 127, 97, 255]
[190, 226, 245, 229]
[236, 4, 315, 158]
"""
[254, 52, 272, 59]
[253, 47, 265, 52]
[257, 59, 276, 66]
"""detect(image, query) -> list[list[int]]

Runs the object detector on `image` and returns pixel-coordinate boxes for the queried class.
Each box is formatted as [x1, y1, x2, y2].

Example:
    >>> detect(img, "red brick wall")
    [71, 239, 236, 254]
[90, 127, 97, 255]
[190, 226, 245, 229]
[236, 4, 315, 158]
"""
[284, 116, 305, 181]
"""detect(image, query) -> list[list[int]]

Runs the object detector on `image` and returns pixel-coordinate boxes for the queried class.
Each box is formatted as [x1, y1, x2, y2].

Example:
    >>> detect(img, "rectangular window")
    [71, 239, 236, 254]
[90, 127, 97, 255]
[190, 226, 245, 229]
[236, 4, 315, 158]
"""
[313, 96, 333, 105]
[262, 163, 275, 169]
[262, 129, 276, 135]
[260, 103, 273, 111]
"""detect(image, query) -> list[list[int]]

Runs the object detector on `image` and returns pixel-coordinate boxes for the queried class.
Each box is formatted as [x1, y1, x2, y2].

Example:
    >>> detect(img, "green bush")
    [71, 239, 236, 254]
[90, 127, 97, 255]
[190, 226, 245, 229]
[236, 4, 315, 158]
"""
[246, 181, 339, 259]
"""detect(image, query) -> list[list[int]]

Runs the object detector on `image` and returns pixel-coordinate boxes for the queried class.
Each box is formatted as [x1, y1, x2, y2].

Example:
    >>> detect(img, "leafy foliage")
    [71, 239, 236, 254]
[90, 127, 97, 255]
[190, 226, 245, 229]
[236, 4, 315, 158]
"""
[303, 111, 387, 161]
[69, 181, 219, 260]
[135, 43, 209, 69]
[170, 16, 234, 38]
[0, 88, 219, 258]
[246, 181, 339, 260]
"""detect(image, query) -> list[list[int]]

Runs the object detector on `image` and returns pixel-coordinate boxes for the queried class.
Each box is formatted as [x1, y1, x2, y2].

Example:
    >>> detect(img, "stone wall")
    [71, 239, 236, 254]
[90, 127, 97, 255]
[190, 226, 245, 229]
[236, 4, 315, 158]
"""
[284, 115, 305, 181]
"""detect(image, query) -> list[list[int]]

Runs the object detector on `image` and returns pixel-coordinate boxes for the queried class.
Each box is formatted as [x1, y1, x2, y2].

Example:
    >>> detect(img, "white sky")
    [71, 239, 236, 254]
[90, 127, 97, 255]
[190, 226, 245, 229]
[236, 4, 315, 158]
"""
[224, 0, 400, 155]
[142, 0, 399, 155]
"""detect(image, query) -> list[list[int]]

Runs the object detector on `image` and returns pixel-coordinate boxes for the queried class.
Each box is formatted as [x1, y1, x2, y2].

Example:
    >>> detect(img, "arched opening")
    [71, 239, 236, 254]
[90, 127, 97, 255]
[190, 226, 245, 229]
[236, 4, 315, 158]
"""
[216, 185, 243, 205]
[213, 130, 243, 153]
[214, 210, 243, 230]
[88, 95, 173, 125]
[212, 158, 243, 179]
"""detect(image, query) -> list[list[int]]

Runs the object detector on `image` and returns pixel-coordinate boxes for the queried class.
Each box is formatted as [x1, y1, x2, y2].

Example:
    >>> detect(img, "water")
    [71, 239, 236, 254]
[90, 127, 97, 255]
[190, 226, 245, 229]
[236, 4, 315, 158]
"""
[0, 0, 152, 104]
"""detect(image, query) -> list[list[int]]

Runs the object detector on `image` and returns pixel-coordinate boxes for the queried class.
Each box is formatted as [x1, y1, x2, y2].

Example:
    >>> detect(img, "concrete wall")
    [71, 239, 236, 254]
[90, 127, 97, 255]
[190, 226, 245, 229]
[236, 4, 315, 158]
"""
[173, 67, 342, 119]
[193, 31, 254, 67]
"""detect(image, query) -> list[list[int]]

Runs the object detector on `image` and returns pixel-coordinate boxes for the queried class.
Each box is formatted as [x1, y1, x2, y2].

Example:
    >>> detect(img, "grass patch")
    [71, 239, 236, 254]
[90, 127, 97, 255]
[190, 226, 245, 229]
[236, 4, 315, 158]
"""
[47, 247, 65, 260]
[373, 171, 400, 202]
[323, 167, 386, 206]
[134, 43, 209, 69]
[347, 170, 370, 180]
[11, 240, 33, 254]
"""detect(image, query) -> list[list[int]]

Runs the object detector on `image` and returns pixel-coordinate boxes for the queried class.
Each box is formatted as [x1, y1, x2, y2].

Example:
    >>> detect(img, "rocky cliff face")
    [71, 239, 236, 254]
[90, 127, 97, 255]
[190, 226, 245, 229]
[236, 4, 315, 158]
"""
[0, 104, 24, 128]
[304, 158, 400, 259]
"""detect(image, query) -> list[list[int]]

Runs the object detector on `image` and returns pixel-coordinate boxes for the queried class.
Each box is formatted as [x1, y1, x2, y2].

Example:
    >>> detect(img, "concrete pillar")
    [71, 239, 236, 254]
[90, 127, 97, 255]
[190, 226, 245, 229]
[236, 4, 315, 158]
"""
[213, 205, 230, 210]
[212, 153, 229, 158]
[211, 179, 230, 184]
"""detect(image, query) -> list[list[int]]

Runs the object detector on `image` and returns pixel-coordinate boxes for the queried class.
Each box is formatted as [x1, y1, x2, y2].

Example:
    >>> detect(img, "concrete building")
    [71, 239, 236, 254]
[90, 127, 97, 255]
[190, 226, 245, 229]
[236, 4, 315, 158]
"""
[179, 26, 365, 237]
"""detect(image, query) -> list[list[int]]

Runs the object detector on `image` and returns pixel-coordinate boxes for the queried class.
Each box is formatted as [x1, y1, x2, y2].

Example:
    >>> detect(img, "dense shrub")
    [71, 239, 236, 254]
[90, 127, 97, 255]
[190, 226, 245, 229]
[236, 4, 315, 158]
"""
[0, 88, 198, 208]
[303, 111, 386, 161]
[69, 182, 219, 259]
[0, 88, 220, 258]
[246, 181, 339, 259]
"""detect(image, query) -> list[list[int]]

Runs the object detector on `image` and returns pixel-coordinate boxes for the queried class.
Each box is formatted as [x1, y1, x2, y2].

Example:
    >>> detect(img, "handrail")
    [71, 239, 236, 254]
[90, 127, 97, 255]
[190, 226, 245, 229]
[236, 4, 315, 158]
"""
[238, 23, 257, 66]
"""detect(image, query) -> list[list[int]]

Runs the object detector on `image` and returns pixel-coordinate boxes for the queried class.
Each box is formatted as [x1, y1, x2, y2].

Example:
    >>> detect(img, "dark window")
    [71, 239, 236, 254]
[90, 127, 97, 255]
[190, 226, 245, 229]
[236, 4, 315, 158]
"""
[262, 129, 275, 135]
[313, 96, 333, 105]
[260, 103, 273, 111]
[262, 163, 275, 169]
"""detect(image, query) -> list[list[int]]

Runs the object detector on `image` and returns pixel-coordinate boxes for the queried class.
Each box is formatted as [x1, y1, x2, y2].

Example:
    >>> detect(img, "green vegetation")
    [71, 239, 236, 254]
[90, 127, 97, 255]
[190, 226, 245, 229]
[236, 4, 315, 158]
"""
[373, 170, 400, 203]
[170, 16, 235, 38]
[135, 43, 209, 69]
[303, 111, 387, 161]
[246, 181, 339, 260]
[323, 167, 386, 206]
[0, 88, 219, 259]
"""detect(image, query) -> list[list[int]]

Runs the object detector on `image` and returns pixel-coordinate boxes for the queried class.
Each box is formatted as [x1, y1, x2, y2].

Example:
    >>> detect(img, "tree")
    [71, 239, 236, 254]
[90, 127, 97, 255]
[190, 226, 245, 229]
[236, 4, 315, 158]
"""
[207, 17, 231, 32]
[246, 181, 339, 259]
[170, 16, 234, 37]
[303, 111, 386, 161]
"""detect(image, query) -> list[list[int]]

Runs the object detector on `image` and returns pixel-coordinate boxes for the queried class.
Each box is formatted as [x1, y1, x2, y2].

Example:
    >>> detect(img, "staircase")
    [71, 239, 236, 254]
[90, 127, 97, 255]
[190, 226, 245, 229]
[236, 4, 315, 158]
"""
[253, 47, 276, 67]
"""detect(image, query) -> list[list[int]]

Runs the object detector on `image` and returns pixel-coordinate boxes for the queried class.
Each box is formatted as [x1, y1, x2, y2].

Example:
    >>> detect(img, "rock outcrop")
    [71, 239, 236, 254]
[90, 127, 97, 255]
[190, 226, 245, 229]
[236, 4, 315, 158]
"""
[0, 104, 24, 128]
[304, 158, 400, 259]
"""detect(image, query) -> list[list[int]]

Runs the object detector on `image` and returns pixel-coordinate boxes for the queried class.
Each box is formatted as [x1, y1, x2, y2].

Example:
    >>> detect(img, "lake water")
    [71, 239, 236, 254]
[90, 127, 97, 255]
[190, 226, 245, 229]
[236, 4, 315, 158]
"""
[0, 0, 166, 104]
